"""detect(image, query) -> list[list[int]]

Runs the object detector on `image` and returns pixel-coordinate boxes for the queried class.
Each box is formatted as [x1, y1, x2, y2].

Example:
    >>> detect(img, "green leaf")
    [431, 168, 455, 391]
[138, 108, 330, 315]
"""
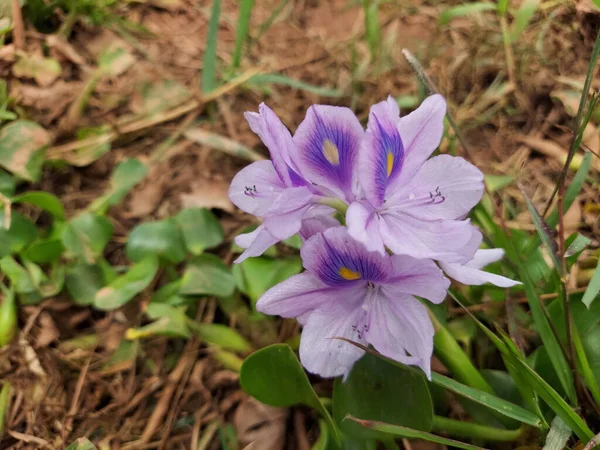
[231, 0, 255, 69]
[23, 238, 64, 263]
[0, 120, 51, 182]
[98, 47, 135, 77]
[94, 257, 159, 310]
[89, 158, 148, 213]
[62, 213, 113, 263]
[484, 174, 514, 192]
[0, 170, 15, 196]
[363, 0, 381, 60]
[126, 219, 187, 264]
[65, 263, 109, 306]
[202, 0, 221, 93]
[0, 256, 36, 294]
[240, 344, 340, 443]
[126, 302, 191, 339]
[12, 191, 65, 220]
[180, 254, 235, 297]
[65, 438, 98, 450]
[543, 416, 571, 450]
[150, 280, 187, 306]
[247, 73, 342, 97]
[582, 258, 600, 308]
[233, 256, 302, 307]
[176, 208, 224, 254]
[565, 233, 591, 259]
[0, 286, 17, 347]
[0, 211, 39, 258]
[510, 0, 539, 42]
[333, 352, 433, 439]
[13, 54, 61, 86]
[132, 80, 190, 116]
[439, 3, 496, 25]
[346, 417, 486, 450]
[188, 322, 252, 352]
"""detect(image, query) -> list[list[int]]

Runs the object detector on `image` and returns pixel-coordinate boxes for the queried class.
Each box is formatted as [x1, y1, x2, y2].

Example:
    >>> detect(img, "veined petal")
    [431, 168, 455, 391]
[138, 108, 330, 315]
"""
[233, 225, 278, 263]
[298, 206, 340, 241]
[346, 201, 385, 255]
[263, 186, 314, 240]
[379, 214, 477, 263]
[389, 94, 446, 189]
[301, 226, 390, 286]
[299, 287, 367, 378]
[389, 155, 484, 220]
[294, 105, 363, 202]
[359, 96, 404, 207]
[229, 160, 285, 216]
[366, 292, 434, 378]
[440, 249, 521, 287]
[467, 248, 505, 270]
[245, 103, 302, 185]
[386, 256, 450, 303]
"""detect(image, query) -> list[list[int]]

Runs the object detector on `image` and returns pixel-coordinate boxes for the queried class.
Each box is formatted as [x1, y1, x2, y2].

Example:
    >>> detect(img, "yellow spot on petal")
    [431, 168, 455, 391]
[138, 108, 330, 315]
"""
[323, 139, 340, 165]
[339, 267, 361, 280]
[386, 152, 394, 177]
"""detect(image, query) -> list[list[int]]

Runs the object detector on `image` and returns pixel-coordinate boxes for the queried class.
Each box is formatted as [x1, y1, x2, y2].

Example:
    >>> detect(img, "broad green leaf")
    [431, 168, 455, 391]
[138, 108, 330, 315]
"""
[126, 219, 187, 264]
[543, 416, 571, 450]
[240, 344, 340, 443]
[347, 417, 485, 450]
[150, 280, 187, 306]
[282, 234, 302, 250]
[94, 257, 159, 310]
[233, 256, 302, 307]
[0, 256, 36, 294]
[23, 238, 64, 264]
[176, 208, 224, 254]
[65, 263, 109, 306]
[582, 259, 600, 308]
[12, 191, 65, 220]
[90, 158, 148, 213]
[0, 286, 17, 347]
[333, 352, 433, 439]
[0, 120, 50, 182]
[439, 3, 496, 25]
[202, 0, 221, 93]
[0, 211, 39, 258]
[65, 438, 98, 450]
[102, 340, 138, 373]
[0, 170, 15, 196]
[59, 125, 111, 167]
[188, 322, 251, 352]
[180, 254, 235, 297]
[126, 303, 190, 339]
[62, 213, 113, 263]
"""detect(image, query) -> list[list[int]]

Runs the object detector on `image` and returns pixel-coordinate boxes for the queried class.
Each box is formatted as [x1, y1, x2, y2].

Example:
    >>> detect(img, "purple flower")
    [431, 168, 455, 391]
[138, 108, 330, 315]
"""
[347, 95, 485, 263]
[440, 248, 521, 287]
[256, 227, 450, 379]
[229, 103, 363, 262]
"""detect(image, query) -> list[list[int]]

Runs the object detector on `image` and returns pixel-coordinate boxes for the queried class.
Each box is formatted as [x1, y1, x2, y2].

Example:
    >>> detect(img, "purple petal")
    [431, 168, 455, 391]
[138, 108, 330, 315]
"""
[229, 160, 285, 216]
[245, 103, 303, 186]
[346, 201, 385, 255]
[298, 206, 340, 241]
[386, 256, 450, 303]
[301, 227, 390, 286]
[293, 105, 363, 202]
[299, 287, 367, 378]
[388, 155, 484, 220]
[263, 186, 314, 240]
[379, 214, 478, 263]
[359, 96, 404, 207]
[366, 292, 434, 378]
[440, 249, 521, 287]
[256, 271, 335, 318]
[388, 94, 446, 189]
[234, 225, 278, 263]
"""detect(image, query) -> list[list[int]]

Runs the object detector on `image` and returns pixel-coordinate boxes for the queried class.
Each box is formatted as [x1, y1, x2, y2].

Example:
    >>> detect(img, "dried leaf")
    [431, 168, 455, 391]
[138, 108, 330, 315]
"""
[13, 53, 62, 87]
[180, 177, 234, 212]
[234, 397, 288, 450]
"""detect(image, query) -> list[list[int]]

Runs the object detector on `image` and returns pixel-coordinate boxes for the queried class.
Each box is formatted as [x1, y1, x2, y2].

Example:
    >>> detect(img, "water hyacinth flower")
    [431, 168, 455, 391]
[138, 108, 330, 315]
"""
[440, 248, 521, 288]
[256, 227, 450, 379]
[347, 95, 485, 263]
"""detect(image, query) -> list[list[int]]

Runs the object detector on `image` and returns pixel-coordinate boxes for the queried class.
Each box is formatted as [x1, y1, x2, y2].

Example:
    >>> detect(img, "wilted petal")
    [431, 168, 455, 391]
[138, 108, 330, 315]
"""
[386, 256, 450, 303]
[301, 227, 390, 286]
[440, 249, 521, 287]
[234, 225, 278, 263]
[298, 206, 339, 241]
[299, 288, 367, 378]
[366, 292, 434, 378]
[294, 105, 363, 202]
[263, 186, 314, 240]
[346, 201, 385, 255]
[389, 155, 484, 220]
[379, 214, 477, 263]
[229, 160, 285, 216]
[359, 97, 404, 207]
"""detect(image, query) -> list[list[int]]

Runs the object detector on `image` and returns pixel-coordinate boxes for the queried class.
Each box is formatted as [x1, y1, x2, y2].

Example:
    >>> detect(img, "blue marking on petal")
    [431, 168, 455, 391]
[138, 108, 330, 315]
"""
[372, 113, 404, 188]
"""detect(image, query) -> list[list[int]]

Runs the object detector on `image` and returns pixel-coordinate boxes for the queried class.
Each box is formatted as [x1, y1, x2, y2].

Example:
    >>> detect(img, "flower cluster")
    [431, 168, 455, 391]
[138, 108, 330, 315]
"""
[229, 95, 519, 379]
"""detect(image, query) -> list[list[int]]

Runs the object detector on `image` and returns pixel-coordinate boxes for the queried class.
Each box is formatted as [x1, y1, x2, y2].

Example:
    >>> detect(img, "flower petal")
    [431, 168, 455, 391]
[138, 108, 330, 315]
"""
[245, 103, 302, 185]
[439, 249, 521, 287]
[467, 248, 505, 270]
[386, 255, 450, 303]
[234, 225, 278, 263]
[347, 201, 385, 255]
[379, 214, 477, 263]
[229, 160, 285, 216]
[390, 94, 446, 188]
[359, 96, 404, 207]
[389, 155, 484, 220]
[298, 206, 340, 241]
[263, 186, 314, 240]
[301, 226, 390, 286]
[299, 287, 367, 378]
[366, 292, 434, 378]
[293, 105, 363, 202]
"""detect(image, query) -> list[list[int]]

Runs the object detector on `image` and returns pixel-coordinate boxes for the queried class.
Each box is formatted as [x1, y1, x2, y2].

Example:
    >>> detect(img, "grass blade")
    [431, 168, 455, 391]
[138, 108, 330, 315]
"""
[231, 0, 255, 70]
[432, 416, 525, 442]
[363, 0, 381, 60]
[439, 3, 496, 25]
[247, 73, 342, 97]
[346, 416, 488, 450]
[572, 325, 600, 406]
[582, 258, 600, 308]
[202, 0, 221, 94]
[511, 0, 539, 42]
[0, 382, 11, 437]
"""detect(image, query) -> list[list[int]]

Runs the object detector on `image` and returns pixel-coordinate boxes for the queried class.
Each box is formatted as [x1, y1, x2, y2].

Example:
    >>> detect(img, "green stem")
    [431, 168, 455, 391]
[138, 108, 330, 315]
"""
[432, 416, 525, 442]
[317, 197, 348, 215]
[0, 382, 11, 437]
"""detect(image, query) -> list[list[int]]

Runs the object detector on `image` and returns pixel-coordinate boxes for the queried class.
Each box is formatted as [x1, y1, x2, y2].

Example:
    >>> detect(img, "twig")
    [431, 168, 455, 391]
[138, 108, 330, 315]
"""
[10, 0, 25, 50]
